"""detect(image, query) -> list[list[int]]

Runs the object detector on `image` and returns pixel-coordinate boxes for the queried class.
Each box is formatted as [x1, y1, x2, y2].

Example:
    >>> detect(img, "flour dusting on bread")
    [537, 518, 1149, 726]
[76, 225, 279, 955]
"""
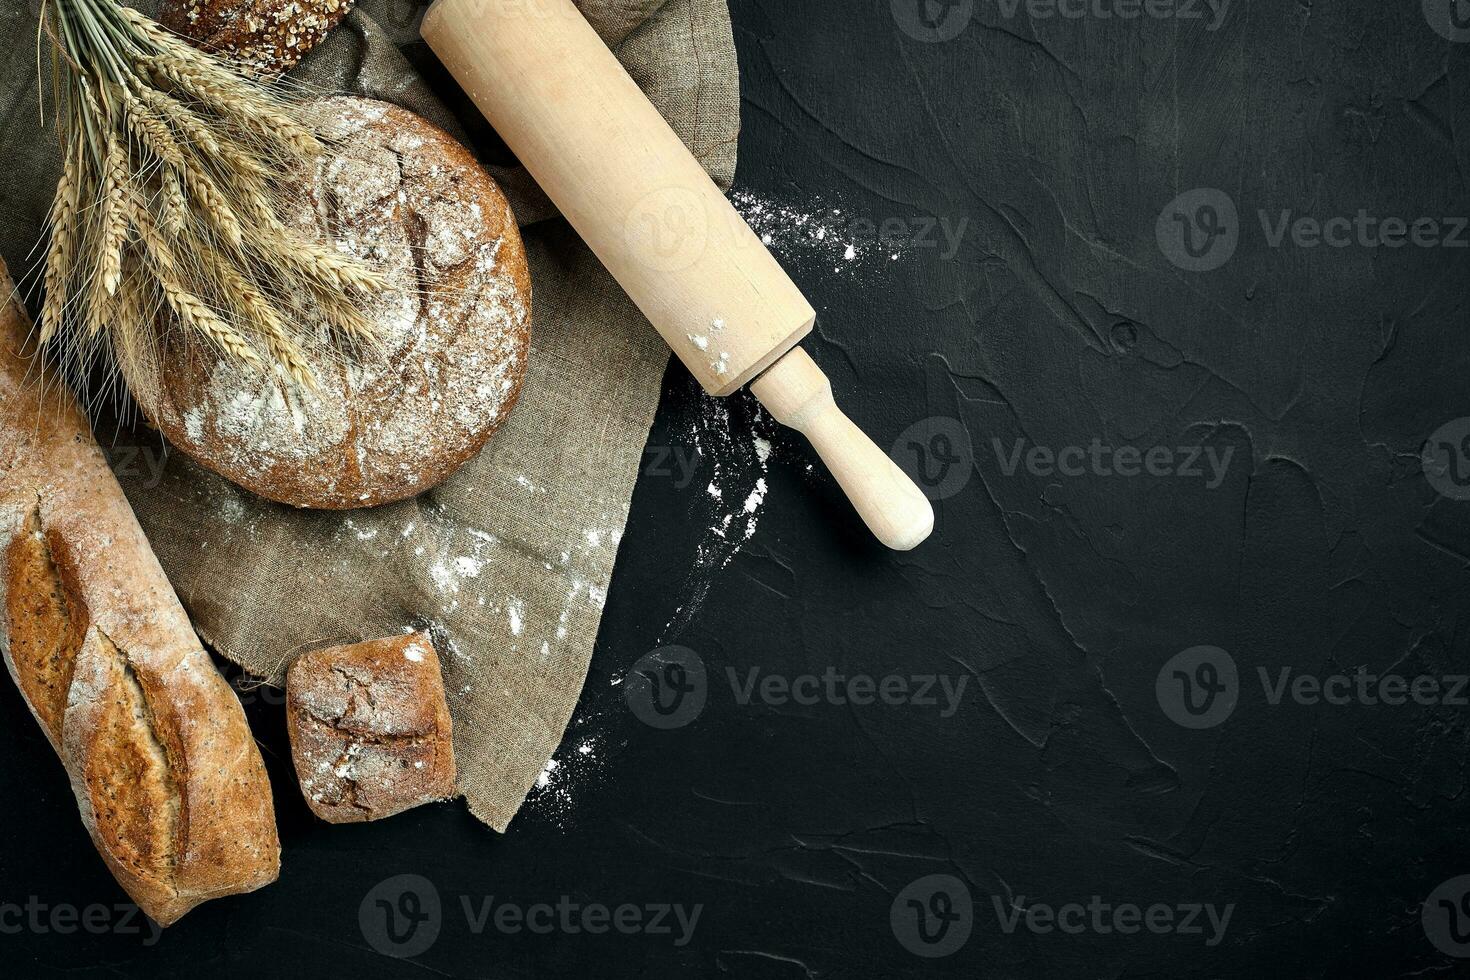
[157, 96, 532, 509]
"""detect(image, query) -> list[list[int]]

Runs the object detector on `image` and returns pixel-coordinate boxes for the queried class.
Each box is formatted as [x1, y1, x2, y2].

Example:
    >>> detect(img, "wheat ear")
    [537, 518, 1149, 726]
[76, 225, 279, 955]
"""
[41, 0, 388, 390]
[160, 169, 188, 235]
[182, 167, 244, 248]
[119, 85, 184, 168]
[137, 54, 319, 158]
[154, 271, 263, 369]
[40, 153, 80, 345]
[210, 258, 318, 390]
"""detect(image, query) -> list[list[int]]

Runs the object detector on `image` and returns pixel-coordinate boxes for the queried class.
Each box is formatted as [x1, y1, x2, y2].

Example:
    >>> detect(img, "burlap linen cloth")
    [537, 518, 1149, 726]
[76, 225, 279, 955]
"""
[0, 0, 739, 831]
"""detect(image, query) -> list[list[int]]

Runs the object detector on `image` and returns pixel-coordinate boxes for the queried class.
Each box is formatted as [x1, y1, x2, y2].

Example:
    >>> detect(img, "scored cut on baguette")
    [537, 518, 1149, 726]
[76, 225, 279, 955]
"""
[0, 259, 280, 926]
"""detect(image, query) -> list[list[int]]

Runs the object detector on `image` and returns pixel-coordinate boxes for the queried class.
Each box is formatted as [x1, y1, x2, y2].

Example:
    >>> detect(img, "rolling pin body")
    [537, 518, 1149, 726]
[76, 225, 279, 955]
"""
[423, 0, 811, 396]
[422, 0, 934, 550]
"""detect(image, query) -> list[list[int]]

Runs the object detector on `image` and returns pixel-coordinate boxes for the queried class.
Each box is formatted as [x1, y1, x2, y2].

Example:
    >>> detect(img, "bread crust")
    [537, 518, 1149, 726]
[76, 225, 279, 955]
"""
[131, 97, 533, 510]
[157, 0, 357, 78]
[0, 261, 280, 927]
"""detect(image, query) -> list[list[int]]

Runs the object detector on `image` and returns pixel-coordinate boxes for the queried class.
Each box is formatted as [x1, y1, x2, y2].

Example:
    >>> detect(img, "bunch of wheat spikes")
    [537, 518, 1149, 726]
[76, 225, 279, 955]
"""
[37, 0, 386, 400]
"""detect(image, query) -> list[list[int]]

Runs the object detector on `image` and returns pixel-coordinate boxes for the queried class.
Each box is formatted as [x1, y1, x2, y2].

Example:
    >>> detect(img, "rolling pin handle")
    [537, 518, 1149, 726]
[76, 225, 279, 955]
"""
[752, 348, 935, 551]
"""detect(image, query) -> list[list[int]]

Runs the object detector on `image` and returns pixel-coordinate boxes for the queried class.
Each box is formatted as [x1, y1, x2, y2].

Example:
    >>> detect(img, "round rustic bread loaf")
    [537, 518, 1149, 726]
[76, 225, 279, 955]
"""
[132, 96, 532, 510]
[157, 0, 356, 77]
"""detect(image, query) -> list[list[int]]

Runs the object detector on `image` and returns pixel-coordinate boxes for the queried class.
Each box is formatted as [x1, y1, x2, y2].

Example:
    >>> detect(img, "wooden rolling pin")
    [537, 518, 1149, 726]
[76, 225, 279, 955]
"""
[421, 0, 934, 551]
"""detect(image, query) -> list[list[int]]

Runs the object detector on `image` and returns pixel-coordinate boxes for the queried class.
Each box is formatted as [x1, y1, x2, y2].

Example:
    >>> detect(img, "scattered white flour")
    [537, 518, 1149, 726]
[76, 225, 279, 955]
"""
[524, 731, 607, 829]
[429, 561, 458, 593]
[730, 189, 906, 275]
[743, 478, 768, 515]
[662, 389, 777, 638]
[535, 757, 559, 789]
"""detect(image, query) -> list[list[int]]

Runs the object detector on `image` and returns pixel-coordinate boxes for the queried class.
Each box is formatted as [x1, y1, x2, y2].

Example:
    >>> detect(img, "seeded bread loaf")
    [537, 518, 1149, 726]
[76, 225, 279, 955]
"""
[157, 0, 357, 78]
[0, 260, 281, 926]
[287, 632, 457, 823]
[126, 96, 533, 510]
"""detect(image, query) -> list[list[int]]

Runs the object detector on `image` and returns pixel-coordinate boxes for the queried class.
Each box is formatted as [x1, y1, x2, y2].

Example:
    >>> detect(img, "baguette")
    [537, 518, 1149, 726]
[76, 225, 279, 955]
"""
[0, 260, 280, 926]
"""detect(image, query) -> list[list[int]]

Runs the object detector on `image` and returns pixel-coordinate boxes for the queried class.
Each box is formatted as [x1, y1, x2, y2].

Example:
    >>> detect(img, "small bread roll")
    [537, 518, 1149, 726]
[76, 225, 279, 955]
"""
[130, 97, 533, 510]
[287, 632, 456, 823]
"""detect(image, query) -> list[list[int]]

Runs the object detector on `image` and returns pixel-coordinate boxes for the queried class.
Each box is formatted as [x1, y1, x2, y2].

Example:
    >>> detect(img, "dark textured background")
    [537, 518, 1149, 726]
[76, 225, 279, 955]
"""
[4, 0, 1470, 975]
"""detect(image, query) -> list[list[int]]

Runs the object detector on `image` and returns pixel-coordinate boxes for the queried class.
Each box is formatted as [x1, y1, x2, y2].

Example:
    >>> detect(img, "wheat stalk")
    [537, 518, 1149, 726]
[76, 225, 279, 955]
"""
[36, 0, 387, 398]
[97, 130, 128, 297]
[154, 270, 264, 370]
[39, 152, 79, 346]
[160, 170, 187, 235]
[137, 54, 320, 158]
[209, 258, 317, 390]
[182, 167, 243, 247]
